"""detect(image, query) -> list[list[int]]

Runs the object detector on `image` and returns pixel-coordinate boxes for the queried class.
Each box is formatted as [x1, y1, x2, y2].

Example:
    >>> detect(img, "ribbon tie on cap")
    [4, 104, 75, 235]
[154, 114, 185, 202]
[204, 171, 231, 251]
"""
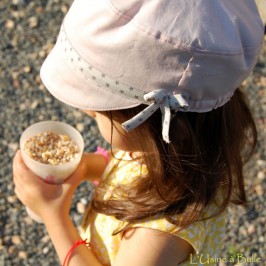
[122, 89, 189, 143]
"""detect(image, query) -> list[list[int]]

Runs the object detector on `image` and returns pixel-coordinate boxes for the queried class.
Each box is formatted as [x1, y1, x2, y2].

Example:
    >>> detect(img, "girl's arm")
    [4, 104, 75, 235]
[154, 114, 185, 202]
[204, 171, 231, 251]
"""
[13, 151, 104, 266]
[81, 152, 109, 181]
[44, 214, 103, 266]
[82, 147, 117, 181]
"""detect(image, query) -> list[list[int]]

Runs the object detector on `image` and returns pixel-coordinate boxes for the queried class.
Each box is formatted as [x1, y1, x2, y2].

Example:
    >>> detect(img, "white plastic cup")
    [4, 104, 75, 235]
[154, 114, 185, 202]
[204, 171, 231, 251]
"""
[19, 121, 84, 222]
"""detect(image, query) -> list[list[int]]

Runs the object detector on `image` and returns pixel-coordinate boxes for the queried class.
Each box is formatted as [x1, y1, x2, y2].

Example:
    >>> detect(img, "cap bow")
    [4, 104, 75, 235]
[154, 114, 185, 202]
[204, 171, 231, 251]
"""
[122, 89, 189, 143]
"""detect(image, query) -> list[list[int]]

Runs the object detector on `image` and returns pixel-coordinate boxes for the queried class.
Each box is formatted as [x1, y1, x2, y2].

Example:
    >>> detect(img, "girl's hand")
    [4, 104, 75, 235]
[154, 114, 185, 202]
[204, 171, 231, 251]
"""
[13, 150, 85, 225]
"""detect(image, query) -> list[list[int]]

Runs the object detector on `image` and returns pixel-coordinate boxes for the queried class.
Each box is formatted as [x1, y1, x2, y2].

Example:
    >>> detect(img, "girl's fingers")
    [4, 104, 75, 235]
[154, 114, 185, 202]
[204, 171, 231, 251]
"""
[13, 150, 43, 186]
[14, 187, 22, 202]
[13, 150, 27, 179]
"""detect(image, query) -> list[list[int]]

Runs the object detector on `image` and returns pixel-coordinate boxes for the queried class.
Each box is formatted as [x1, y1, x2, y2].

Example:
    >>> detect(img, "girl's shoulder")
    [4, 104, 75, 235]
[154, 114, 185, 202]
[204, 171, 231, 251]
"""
[128, 198, 226, 257]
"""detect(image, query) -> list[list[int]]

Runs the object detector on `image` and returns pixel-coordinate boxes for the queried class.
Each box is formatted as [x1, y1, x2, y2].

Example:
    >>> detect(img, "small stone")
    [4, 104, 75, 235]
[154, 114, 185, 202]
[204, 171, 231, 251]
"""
[259, 236, 264, 242]
[38, 50, 46, 58]
[77, 202, 86, 214]
[257, 159, 266, 167]
[18, 251, 27, 259]
[12, 235, 21, 245]
[30, 100, 38, 109]
[7, 195, 17, 204]
[257, 76, 266, 87]
[35, 6, 44, 14]
[28, 16, 38, 28]
[12, 0, 23, 5]
[76, 123, 84, 132]
[80, 198, 88, 205]
[23, 65, 31, 73]
[247, 224, 256, 234]
[257, 171, 265, 180]
[38, 114, 44, 120]
[61, 4, 69, 14]
[38, 84, 45, 91]
[73, 110, 83, 119]
[11, 71, 20, 88]
[5, 19, 15, 29]
[8, 246, 16, 255]
[42, 247, 49, 254]
[11, 71, 19, 80]
[35, 74, 41, 84]
[44, 97, 52, 103]
[24, 216, 33, 225]
[254, 184, 264, 197]
[41, 235, 50, 243]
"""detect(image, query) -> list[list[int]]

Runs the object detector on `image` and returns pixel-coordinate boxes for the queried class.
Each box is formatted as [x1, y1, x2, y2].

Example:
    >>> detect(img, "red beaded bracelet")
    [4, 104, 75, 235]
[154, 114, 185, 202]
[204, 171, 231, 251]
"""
[63, 239, 90, 266]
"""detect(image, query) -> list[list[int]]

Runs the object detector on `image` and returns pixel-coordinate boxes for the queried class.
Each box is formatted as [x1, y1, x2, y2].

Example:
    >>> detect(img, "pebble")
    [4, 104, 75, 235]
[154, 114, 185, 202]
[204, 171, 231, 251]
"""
[12, 0, 24, 5]
[41, 235, 50, 243]
[23, 65, 31, 73]
[76, 123, 85, 132]
[28, 16, 39, 28]
[5, 19, 15, 29]
[30, 100, 39, 109]
[12, 235, 21, 245]
[257, 159, 266, 167]
[8, 246, 16, 255]
[24, 216, 33, 225]
[247, 224, 256, 234]
[44, 97, 52, 103]
[77, 202, 86, 214]
[254, 184, 264, 196]
[259, 236, 264, 242]
[42, 246, 49, 254]
[61, 4, 69, 14]
[80, 197, 88, 205]
[7, 195, 17, 204]
[257, 171, 265, 180]
[18, 251, 27, 259]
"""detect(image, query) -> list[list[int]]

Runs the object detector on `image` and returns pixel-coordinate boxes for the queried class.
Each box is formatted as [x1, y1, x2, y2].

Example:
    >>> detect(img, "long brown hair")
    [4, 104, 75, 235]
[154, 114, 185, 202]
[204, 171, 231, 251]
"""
[91, 88, 257, 232]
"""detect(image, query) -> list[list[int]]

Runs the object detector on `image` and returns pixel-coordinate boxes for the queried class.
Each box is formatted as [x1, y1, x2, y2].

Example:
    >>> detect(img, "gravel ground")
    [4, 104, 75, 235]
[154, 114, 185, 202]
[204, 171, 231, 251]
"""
[0, 1, 265, 265]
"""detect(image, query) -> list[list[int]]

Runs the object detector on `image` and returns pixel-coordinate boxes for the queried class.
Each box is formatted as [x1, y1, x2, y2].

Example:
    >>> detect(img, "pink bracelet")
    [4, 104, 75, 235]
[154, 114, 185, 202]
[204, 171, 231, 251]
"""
[93, 146, 109, 186]
[94, 146, 109, 165]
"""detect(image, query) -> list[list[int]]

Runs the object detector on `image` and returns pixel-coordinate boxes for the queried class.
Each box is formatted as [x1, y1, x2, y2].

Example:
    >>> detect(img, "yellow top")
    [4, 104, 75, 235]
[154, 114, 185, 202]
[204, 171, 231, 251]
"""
[80, 151, 226, 265]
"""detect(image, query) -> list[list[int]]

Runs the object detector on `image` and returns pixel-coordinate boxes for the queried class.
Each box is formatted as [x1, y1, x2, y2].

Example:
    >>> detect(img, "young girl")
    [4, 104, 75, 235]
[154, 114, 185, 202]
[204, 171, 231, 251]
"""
[13, 0, 264, 265]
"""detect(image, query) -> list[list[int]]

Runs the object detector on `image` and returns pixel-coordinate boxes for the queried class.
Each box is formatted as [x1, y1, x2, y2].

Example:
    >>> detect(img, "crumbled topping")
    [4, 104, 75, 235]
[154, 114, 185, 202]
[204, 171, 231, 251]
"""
[24, 131, 79, 165]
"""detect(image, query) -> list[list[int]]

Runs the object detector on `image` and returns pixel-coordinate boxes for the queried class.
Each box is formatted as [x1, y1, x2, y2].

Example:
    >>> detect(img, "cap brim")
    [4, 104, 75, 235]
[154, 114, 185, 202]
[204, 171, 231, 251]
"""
[40, 33, 140, 111]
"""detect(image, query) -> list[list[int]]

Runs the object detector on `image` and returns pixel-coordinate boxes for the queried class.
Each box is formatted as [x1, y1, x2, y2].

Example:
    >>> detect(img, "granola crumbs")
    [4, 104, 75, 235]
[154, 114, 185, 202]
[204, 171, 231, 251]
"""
[23, 131, 79, 165]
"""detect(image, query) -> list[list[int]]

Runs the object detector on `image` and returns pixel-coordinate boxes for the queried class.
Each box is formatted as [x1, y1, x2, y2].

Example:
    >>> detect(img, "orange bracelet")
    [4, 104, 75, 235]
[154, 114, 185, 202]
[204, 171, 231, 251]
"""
[63, 239, 90, 266]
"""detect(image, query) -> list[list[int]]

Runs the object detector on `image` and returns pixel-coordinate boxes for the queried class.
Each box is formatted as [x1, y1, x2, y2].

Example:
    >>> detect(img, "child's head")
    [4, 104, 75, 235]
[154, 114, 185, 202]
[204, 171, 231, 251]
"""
[40, 0, 264, 143]
[40, 0, 264, 226]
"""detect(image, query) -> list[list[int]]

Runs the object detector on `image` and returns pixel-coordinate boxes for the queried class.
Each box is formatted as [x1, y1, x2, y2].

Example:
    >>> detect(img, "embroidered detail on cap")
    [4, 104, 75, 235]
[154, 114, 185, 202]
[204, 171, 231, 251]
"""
[60, 25, 146, 103]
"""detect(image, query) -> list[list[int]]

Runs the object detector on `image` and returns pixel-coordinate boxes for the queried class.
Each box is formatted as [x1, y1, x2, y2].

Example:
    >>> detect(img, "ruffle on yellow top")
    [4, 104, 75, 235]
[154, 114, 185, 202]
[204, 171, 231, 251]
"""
[80, 150, 226, 265]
